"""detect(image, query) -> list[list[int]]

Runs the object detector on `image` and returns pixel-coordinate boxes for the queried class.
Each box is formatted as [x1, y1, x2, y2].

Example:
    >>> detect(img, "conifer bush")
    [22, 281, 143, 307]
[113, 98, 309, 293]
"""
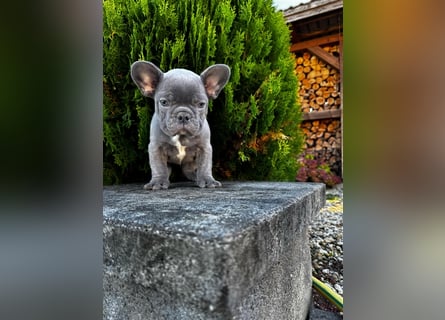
[103, 0, 303, 184]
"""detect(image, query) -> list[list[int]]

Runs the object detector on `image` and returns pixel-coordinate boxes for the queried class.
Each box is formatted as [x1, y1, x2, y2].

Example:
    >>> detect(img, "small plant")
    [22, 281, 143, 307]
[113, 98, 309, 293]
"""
[296, 152, 342, 187]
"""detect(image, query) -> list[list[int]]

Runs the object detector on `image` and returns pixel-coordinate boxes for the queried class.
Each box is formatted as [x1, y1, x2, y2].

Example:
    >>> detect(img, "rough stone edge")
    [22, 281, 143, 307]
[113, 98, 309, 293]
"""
[103, 182, 326, 319]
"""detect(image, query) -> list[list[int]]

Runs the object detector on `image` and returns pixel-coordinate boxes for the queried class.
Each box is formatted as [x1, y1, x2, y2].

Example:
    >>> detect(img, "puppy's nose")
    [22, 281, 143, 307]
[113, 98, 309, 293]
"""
[177, 112, 191, 124]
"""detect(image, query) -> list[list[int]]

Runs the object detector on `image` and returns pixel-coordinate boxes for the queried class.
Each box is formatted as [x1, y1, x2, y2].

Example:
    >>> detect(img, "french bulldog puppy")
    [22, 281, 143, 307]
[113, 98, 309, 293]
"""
[130, 61, 230, 190]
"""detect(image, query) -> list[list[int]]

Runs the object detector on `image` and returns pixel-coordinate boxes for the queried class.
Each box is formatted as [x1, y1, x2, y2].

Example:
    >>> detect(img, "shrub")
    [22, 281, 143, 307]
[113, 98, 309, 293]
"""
[296, 152, 342, 187]
[103, 0, 303, 184]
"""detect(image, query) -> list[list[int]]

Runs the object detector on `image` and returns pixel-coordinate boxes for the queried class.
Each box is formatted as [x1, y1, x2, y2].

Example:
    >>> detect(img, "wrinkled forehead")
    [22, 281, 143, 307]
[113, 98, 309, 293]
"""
[156, 69, 207, 100]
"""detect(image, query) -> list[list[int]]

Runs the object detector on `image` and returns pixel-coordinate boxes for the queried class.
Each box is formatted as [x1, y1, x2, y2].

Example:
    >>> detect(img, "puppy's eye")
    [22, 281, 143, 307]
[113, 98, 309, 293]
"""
[159, 99, 168, 106]
[198, 102, 206, 108]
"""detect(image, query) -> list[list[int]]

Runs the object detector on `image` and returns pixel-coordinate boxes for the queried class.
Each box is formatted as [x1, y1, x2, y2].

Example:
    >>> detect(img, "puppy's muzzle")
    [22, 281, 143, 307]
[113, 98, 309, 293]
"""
[173, 107, 194, 123]
[176, 111, 192, 124]
[166, 107, 201, 136]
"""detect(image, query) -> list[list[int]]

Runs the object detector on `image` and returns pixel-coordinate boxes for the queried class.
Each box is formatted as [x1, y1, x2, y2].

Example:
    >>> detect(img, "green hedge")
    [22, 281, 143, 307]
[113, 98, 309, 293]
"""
[103, 0, 303, 184]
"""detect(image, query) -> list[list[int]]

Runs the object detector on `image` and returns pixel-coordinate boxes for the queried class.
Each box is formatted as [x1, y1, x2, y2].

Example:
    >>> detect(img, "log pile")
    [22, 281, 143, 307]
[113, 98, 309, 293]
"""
[295, 44, 342, 176]
[295, 45, 341, 113]
[300, 119, 342, 175]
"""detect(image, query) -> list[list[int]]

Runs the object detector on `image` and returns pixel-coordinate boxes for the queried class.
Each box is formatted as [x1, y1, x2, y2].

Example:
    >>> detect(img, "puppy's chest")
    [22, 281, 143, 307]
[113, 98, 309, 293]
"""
[167, 135, 197, 164]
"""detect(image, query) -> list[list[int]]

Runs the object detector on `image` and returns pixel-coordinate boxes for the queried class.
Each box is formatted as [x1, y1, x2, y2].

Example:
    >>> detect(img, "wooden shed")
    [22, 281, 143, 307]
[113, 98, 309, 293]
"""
[282, 0, 343, 177]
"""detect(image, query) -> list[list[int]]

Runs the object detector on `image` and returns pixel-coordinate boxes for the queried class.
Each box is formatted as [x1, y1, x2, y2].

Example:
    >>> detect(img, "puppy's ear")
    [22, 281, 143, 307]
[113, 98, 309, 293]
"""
[130, 61, 163, 97]
[200, 64, 231, 99]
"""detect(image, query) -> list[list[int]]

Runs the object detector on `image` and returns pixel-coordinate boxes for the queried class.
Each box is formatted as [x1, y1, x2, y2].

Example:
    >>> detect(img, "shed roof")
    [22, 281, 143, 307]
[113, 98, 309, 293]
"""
[282, 0, 343, 23]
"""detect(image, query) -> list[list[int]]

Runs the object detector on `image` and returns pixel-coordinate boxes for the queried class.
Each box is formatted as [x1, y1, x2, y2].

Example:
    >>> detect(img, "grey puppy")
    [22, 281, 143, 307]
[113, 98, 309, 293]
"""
[130, 61, 230, 190]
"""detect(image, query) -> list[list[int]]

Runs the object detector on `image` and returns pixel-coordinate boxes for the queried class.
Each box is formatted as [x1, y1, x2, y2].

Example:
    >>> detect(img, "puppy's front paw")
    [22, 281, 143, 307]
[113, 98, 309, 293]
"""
[197, 176, 222, 188]
[143, 178, 170, 190]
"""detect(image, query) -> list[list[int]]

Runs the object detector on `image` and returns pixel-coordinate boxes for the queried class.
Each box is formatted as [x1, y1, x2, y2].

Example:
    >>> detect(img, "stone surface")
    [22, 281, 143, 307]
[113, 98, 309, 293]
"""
[103, 181, 325, 320]
[309, 308, 343, 320]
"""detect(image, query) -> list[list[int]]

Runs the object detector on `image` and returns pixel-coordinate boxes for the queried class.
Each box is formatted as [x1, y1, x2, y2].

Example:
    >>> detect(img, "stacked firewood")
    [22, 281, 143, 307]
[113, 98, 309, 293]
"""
[300, 119, 341, 150]
[295, 44, 342, 176]
[300, 119, 342, 174]
[295, 46, 341, 113]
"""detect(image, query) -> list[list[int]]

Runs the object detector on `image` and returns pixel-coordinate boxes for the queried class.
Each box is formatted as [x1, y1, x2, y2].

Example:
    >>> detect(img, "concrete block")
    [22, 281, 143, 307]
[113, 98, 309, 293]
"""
[103, 182, 325, 320]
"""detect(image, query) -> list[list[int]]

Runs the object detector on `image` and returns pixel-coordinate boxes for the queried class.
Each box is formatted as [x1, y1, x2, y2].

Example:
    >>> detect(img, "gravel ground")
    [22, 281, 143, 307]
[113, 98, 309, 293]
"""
[309, 184, 343, 316]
